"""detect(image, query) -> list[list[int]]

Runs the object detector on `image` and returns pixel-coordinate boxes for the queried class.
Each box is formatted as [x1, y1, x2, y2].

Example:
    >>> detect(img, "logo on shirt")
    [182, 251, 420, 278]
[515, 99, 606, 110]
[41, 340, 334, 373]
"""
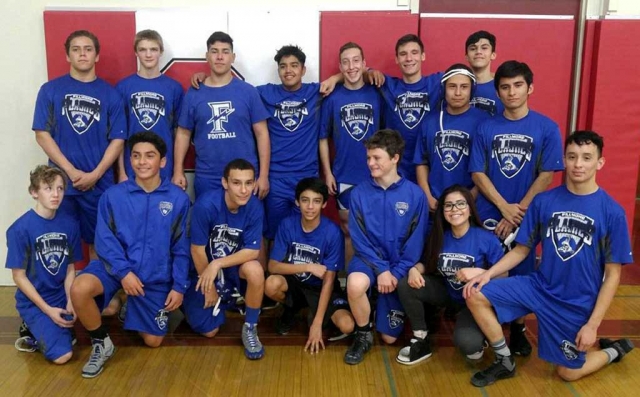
[35, 232, 69, 276]
[547, 211, 595, 261]
[394, 92, 430, 129]
[207, 101, 236, 139]
[276, 100, 308, 132]
[435, 130, 471, 171]
[155, 309, 169, 330]
[438, 253, 475, 290]
[340, 103, 374, 141]
[287, 242, 321, 282]
[209, 224, 243, 259]
[131, 91, 165, 130]
[159, 201, 173, 216]
[470, 97, 497, 116]
[388, 309, 405, 329]
[395, 202, 409, 216]
[561, 340, 579, 361]
[491, 134, 534, 179]
[62, 94, 101, 135]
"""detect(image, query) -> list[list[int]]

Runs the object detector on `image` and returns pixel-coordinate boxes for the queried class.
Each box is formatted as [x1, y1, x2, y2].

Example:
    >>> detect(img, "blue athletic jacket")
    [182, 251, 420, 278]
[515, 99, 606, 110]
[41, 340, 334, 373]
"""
[95, 178, 191, 293]
[349, 177, 429, 279]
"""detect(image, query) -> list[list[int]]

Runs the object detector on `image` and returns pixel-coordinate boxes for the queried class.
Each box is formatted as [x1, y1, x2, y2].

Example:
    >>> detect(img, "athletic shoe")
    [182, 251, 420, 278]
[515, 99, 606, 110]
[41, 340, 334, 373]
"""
[275, 306, 296, 335]
[599, 338, 634, 363]
[117, 300, 127, 323]
[15, 336, 38, 353]
[396, 336, 432, 365]
[261, 297, 280, 311]
[344, 330, 373, 365]
[328, 330, 352, 342]
[242, 323, 264, 360]
[471, 355, 516, 387]
[509, 323, 532, 357]
[82, 336, 116, 378]
[466, 340, 489, 362]
[71, 328, 77, 346]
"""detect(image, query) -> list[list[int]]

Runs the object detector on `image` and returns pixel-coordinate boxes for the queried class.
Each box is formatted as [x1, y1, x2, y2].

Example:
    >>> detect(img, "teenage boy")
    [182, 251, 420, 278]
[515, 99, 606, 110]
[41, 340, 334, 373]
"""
[33, 30, 126, 259]
[174, 31, 270, 199]
[465, 30, 503, 117]
[71, 132, 190, 378]
[116, 29, 184, 181]
[344, 129, 429, 365]
[6, 166, 82, 364]
[182, 159, 266, 360]
[464, 130, 634, 386]
[468, 60, 564, 355]
[265, 177, 355, 353]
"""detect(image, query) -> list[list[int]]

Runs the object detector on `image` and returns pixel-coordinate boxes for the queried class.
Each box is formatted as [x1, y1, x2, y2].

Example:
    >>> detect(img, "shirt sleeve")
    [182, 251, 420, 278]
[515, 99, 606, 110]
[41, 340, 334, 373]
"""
[172, 83, 185, 130]
[95, 193, 133, 280]
[391, 192, 429, 280]
[468, 121, 489, 173]
[190, 195, 215, 246]
[540, 121, 565, 172]
[319, 96, 333, 140]
[32, 84, 54, 132]
[269, 218, 290, 262]
[605, 209, 634, 265]
[242, 198, 263, 250]
[413, 122, 429, 166]
[324, 224, 345, 272]
[5, 224, 29, 270]
[248, 86, 270, 124]
[170, 194, 191, 293]
[514, 195, 542, 249]
[68, 219, 83, 264]
[483, 232, 505, 269]
[177, 89, 196, 130]
[107, 88, 127, 141]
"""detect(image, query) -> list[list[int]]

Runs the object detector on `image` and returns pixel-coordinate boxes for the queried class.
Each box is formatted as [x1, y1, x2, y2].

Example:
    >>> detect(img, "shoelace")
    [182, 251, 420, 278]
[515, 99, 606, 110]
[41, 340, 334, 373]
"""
[87, 343, 105, 366]
[245, 326, 259, 349]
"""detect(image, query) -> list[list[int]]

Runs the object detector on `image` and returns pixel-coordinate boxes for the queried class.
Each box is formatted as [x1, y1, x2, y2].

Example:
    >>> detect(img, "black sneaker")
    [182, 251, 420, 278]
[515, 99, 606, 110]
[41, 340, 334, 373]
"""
[344, 330, 373, 365]
[396, 337, 432, 365]
[599, 338, 634, 363]
[275, 306, 296, 335]
[509, 323, 532, 357]
[471, 355, 516, 387]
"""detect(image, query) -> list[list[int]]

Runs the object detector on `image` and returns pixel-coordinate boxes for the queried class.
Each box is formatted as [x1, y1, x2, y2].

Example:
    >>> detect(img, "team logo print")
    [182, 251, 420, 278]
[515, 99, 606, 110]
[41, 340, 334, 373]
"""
[394, 92, 430, 129]
[561, 340, 579, 361]
[131, 91, 165, 130]
[287, 242, 321, 282]
[209, 224, 242, 258]
[435, 130, 470, 171]
[388, 309, 405, 329]
[395, 202, 409, 216]
[491, 134, 534, 178]
[340, 103, 374, 141]
[547, 211, 595, 261]
[62, 94, 101, 135]
[35, 232, 69, 276]
[207, 101, 236, 139]
[275, 100, 308, 132]
[470, 97, 497, 116]
[155, 309, 169, 330]
[159, 201, 173, 216]
[437, 253, 475, 290]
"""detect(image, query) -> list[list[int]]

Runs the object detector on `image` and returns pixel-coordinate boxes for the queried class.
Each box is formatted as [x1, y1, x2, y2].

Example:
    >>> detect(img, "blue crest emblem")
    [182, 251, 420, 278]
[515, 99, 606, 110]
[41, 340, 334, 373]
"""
[395, 202, 409, 216]
[276, 100, 308, 132]
[159, 201, 173, 216]
[547, 211, 595, 261]
[340, 103, 374, 141]
[435, 130, 470, 171]
[155, 309, 169, 330]
[131, 91, 165, 130]
[491, 134, 534, 179]
[561, 340, 579, 361]
[62, 94, 101, 135]
[388, 309, 405, 329]
[395, 92, 430, 130]
[35, 232, 69, 276]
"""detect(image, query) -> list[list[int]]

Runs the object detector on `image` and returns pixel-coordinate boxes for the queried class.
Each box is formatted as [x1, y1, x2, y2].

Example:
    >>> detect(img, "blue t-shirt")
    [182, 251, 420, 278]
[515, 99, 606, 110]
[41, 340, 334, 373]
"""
[178, 78, 269, 181]
[258, 83, 322, 178]
[270, 214, 344, 287]
[414, 107, 490, 199]
[468, 110, 564, 224]
[320, 84, 382, 185]
[379, 73, 443, 182]
[5, 210, 82, 308]
[515, 185, 633, 316]
[116, 74, 184, 180]
[437, 227, 503, 303]
[470, 81, 504, 117]
[32, 74, 127, 194]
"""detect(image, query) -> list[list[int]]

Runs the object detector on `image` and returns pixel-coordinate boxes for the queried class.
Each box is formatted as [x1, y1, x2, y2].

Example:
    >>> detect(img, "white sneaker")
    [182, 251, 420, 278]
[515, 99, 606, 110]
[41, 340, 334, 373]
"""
[82, 336, 116, 378]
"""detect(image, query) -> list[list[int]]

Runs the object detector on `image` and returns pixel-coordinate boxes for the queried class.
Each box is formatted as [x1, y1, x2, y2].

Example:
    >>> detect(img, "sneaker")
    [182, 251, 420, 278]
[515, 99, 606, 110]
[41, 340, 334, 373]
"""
[344, 330, 373, 365]
[470, 355, 516, 387]
[600, 338, 634, 363]
[117, 300, 127, 323]
[396, 337, 432, 365]
[15, 336, 38, 353]
[328, 331, 352, 342]
[71, 328, 77, 346]
[82, 336, 116, 378]
[509, 323, 532, 357]
[466, 340, 489, 362]
[242, 323, 264, 360]
[275, 306, 296, 335]
[261, 297, 280, 311]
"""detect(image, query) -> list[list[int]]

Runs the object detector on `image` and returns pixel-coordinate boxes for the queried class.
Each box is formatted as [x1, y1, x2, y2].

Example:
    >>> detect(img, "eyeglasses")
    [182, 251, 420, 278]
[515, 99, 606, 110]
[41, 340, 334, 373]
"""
[443, 200, 468, 212]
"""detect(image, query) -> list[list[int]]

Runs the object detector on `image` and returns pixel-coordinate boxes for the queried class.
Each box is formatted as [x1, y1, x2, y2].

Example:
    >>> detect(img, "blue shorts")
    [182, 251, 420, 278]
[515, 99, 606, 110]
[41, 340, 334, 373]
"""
[264, 176, 306, 240]
[17, 296, 73, 361]
[59, 192, 101, 244]
[337, 183, 356, 211]
[194, 175, 223, 199]
[81, 261, 172, 336]
[348, 257, 405, 338]
[481, 276, 588, 369]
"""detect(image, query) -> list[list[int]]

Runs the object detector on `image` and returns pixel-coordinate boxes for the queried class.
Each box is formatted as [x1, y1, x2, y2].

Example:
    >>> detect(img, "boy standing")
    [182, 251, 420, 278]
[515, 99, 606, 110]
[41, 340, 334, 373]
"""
[465, 30, 504, 117]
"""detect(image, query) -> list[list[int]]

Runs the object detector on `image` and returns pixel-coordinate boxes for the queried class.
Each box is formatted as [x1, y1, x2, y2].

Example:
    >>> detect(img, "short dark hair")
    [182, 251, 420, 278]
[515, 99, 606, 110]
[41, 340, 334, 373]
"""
[134, 29, 164, 52]
[274, 45, 306, 65]
[565, 130, 604, 157]
[465, 30, 496, 53]
[29, 165, 67, 194]
[365, 129, 405, 162]
[207, 31, 233, 51]
[494, 60, 533, 91]
[295, 177, 329, 203]
[339, 42, 364, 60]
[223, 158, 255, 179]
[65, 30, 100, 55]
[128, 131, 168, 158]
[395, 34, 424, 55]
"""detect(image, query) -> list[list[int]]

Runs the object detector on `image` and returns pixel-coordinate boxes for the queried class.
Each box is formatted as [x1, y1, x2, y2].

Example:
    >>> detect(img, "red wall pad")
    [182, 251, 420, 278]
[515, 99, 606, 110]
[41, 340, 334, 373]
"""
[576, 20, 598, 131]
[44, 11, 137, 85]
[586, 20, 640, 232]
[320, 11, 419, 80]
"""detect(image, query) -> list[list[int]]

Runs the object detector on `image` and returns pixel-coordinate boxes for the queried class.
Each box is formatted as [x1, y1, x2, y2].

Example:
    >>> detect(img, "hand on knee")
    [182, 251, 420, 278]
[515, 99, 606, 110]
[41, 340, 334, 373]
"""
[52, 351, 73, 365]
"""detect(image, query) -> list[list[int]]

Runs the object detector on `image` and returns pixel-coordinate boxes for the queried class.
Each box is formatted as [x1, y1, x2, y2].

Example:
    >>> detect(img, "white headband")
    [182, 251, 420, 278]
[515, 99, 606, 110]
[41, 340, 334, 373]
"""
[441, 68, 477, 85]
